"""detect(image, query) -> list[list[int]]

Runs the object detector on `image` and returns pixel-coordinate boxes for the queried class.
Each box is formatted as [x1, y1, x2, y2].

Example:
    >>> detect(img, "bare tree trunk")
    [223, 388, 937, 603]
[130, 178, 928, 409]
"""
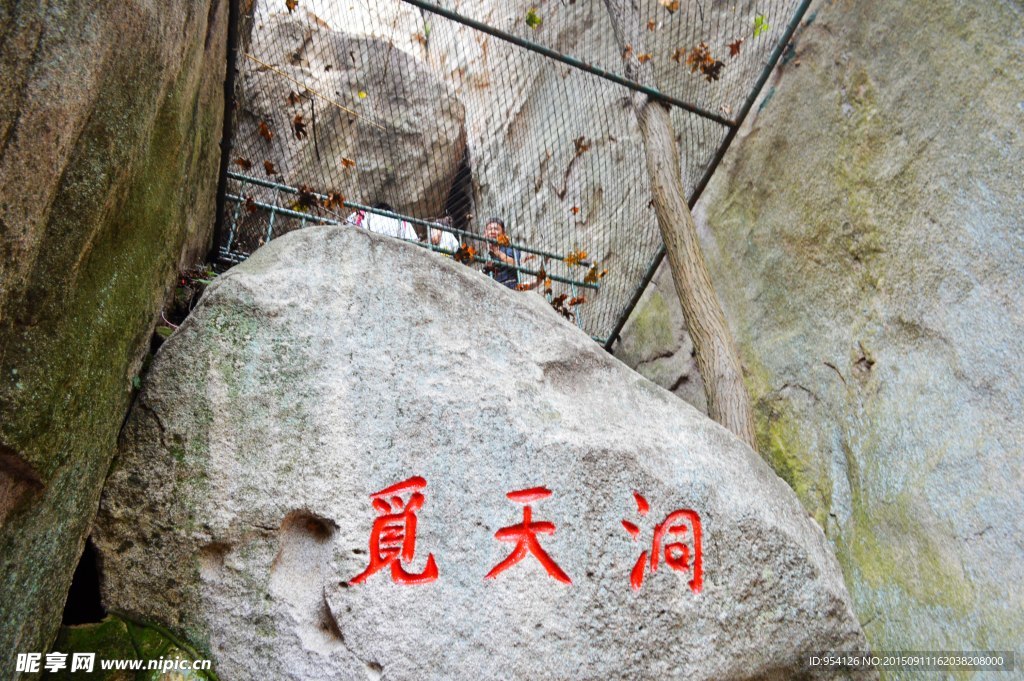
[603, 0, 757, 448]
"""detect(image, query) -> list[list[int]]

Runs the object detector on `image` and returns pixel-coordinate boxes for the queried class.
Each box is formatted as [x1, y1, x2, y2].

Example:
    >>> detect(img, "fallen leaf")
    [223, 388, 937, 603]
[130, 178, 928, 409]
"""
[753, 14, 769, 38]
[571, 206, 581, 215]
[550, 293, 575, 321]
[292, 184, 318, 211]
[622, 44, 633, 60]
[357, 90, 367, 99]
[413, 32, 427, 46]
[341, 157, 356, 169]
[234, 157, 253, 170]
[637, 52, 653, 64]
[453, 244, 476, 265]
[518, 266, 547, 292]
[285, 0, 297, 13]
[258, 120, 273, 141]
[525, 8, 542, 29]
[565, 249, 588, 267]
[703, 59, 724, 81]
[574, 136, 591, 155]
[670, 47, 686, 63]
[647, 19, 657, 31]
[292, 114, 307, 139]
[287, 91, 301, 106]
[244, 196, 258, 213]
[728, 38, 745, 57]
[569, 296, 586, 306]
[583, 265, 608, 284]
[658, 0, 680, 12]
[685, 42, 725, 82]
[263, 160, 277, 176]
[322, 192, 346, 211]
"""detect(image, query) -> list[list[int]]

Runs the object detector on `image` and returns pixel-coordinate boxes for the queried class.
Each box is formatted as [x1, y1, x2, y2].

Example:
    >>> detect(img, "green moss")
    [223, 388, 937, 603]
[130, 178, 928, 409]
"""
[0, 2, 225, 666]
[625, 292, 676, 359]
[47, 615, 217, 680]
[756, 402, 831, 529]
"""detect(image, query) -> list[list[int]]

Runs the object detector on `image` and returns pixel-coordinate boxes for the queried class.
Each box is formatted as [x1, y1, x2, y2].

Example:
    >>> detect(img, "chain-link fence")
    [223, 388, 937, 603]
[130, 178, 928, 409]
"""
[216, 0, 810, 344]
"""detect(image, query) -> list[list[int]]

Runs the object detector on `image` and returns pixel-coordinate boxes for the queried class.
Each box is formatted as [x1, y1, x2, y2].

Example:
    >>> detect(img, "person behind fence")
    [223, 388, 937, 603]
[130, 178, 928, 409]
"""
[482, 217, 520, 289]
[346, 202, 417, 241]
[427, 216, 460, 254]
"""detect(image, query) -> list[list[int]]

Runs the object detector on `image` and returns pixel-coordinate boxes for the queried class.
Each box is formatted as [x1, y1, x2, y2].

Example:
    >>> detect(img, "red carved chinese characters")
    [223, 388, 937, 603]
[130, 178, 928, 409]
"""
[349, 476, 439, 585]
[622, 491, 703, 593]
[485, 487, 572, 584]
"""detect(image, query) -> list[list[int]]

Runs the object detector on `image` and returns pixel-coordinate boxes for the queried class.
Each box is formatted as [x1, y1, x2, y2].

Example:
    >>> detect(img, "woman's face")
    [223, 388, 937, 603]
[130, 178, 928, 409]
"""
[484, 222, 503, 240]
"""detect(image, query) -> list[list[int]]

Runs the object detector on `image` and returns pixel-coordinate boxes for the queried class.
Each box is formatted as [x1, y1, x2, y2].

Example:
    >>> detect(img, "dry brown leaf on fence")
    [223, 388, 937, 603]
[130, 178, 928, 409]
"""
[584, 265, 608, 284]
[287, 91, 301, 106]
[550, 294, 575, 321]
[292, 185, 318, 212]
[285, 0, 297, 13]
[340, 157, 357, 170]
[658, 0, 680, 13]
[322, 192, 345, 211]
[258, 120, 273, 141]
[234, 157, 253, 171]
[728, 38, 745, 57]
[453, 244, 476, 265]
[292, 114, 307, 139]
[565, 249, 588, 267]
[263, 160, 277, 176]
[686, 42, 725, 82]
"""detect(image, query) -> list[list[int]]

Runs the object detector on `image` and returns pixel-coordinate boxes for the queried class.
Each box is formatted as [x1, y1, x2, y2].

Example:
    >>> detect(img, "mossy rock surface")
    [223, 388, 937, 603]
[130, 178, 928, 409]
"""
[46, 615, 215, 680]
[617, 0, 1023, 661]
[0, 1, 227, 672]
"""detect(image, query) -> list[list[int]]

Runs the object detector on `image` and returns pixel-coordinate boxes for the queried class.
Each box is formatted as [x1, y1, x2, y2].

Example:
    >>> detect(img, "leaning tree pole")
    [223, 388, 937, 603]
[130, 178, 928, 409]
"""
[603, 0, 757, 448]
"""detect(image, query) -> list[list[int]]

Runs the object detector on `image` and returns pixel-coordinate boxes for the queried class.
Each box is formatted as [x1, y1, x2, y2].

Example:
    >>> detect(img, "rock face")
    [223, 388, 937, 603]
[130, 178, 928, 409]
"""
[618, 0, 1024, 655]
[96, 226, 869, 680]
[0, 0, 226, 667]
[614, 264, 707, 413]
[235, 10, 466, 219]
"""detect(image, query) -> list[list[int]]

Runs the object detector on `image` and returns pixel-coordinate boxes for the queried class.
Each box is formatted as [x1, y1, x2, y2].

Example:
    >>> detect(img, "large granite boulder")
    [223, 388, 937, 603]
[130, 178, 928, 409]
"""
[235, 10, 466, 218]
[618, 0, 1024, 655]
[0, 0, 226, 667]
[95, 226, 869, 679]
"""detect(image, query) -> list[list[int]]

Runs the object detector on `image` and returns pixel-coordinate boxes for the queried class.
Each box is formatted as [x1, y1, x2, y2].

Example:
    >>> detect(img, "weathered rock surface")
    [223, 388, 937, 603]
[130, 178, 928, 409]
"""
[96, 226, 869, 680]
[614, 264, 707, 413]
[618, 0, 1024, 655]
[0, 0, 226, 667]
[236, 11, 466, 218]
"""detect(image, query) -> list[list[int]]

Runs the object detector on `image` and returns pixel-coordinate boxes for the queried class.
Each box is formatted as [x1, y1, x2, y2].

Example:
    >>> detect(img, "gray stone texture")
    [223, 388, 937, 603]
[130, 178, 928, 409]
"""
[95, 226, 869, 680]
[0, 0, 226, 667]
[617, 0, 1024, 656]
[236, 10, 466, 219]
